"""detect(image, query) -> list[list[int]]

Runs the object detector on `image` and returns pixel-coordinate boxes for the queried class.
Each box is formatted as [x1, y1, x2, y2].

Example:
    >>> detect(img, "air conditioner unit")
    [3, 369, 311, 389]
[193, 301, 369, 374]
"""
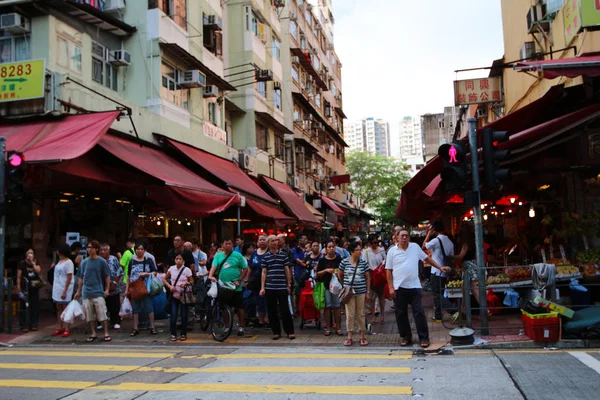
[274, 0, 285, 8]
[103, 0, 126, 13]
[312, 121, 324, 131]
[109, 50, 131, 66]
[295, 146, 305, 154]
[239, 150, 257, 174]
[203, 85, 219, 97]
[526, 3, 549, 34]
[292, 56, 300, 65]
[0, 13, 30, 33]
[520, 41, 537, 61]
[310, 48, 318, 55]
[256, 69, 274, 82]
[289, 12, 297, 21]
[274, 81, 282, 91]
[179, 70, 206, 88]
[307, 4, 313, 11]
[327, 43, 335, 50]
[315, 24, 323, 31]
[334, 95, 341, 101]
[312, 168, 319, 175]
[477, 108, 488, 119]
[205, 15, 223, 31]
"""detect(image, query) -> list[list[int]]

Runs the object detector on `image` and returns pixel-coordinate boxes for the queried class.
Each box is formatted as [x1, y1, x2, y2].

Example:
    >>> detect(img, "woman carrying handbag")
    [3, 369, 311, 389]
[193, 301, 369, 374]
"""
[163, 253, 194, 341]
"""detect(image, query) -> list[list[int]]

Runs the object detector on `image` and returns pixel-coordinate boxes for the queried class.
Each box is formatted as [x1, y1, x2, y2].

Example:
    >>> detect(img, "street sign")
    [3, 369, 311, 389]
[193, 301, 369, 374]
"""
[0, 59, 45, 103]
[454, 77, 502, 106]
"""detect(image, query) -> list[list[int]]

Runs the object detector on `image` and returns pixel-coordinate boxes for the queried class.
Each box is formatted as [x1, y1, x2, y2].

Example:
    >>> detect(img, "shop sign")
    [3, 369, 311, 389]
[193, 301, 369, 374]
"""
[203, 123, 227, 143]
[581, 0, 600, 28]
[453, 77, 502, 106]
[564, 0, 582, 44]
[0, 60, 45, 102]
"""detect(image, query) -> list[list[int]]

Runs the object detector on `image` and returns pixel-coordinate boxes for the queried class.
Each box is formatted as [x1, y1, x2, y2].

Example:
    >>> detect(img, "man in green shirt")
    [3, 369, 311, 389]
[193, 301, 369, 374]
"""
[209, 237, 249, 336]
[120, 238, 135, 285]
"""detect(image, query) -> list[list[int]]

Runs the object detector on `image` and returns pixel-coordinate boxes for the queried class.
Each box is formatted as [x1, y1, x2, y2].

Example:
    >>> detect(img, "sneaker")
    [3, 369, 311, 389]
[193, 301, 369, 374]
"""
[451, 312, 460, 323]
[430, 317, 442, 323]
[113, 324, 121, 329]
[237, 327, 245, 336]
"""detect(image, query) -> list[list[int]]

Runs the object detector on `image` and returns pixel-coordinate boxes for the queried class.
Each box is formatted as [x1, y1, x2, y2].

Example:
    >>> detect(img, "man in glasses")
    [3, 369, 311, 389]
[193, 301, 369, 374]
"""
[386, 228, 451, 348]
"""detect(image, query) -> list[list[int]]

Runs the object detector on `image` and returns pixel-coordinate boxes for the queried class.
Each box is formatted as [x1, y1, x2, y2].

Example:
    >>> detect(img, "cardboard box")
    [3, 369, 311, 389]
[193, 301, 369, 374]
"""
[533, 296, 574, 318]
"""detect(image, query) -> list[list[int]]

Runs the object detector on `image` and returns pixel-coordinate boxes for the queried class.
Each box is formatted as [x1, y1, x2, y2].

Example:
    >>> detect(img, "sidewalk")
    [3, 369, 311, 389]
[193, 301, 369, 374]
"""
[3, 290, 544, 348]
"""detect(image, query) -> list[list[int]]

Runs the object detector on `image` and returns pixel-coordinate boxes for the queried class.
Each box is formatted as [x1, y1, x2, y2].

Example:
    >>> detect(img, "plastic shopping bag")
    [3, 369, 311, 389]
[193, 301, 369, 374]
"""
[60, 300, 85, 324]
[287, 295, 294, 315]
[329, 274, 342, 296]
[119, 297, 133, 317]
[570, 278, 588, 292]
[312, 282, 326, 310]
[207, 281, 218, 298]
[147, 274, 164, 296]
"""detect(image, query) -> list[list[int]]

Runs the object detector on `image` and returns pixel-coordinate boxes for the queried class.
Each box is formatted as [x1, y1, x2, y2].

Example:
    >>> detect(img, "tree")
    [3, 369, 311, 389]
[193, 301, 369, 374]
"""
[345, 151, 410, 232]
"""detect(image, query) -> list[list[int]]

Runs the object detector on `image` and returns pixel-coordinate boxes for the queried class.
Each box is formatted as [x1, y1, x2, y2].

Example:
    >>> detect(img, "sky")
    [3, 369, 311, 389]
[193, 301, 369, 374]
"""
[333, 0, 506, 158]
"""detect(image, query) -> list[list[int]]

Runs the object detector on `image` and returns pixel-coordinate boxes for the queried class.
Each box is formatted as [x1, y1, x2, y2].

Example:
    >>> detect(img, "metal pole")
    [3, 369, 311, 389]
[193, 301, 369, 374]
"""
[0, 136, 5, 331]
[464, 268, 472, 328]
[467, 118, 489, 335]
[237, 206, 241, 236]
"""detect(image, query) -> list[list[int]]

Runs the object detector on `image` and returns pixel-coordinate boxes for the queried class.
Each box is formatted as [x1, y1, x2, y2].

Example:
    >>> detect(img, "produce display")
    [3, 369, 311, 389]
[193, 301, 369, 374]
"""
[487, 273, 510, 285]
[577, 249, 600, 264]
[446, 280, 463, 288]
[555, 265, 580, 275]
[583, 263, 600, 277]
[505, 266, 532, 282]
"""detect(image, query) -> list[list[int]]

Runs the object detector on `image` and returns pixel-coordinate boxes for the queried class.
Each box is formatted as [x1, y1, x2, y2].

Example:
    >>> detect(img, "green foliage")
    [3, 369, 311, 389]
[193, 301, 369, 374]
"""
[346, 151, 410, 230]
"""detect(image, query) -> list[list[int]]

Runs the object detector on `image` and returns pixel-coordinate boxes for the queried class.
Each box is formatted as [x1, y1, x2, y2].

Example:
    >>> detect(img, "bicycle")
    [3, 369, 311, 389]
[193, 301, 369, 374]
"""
[199, 281, 233, 342]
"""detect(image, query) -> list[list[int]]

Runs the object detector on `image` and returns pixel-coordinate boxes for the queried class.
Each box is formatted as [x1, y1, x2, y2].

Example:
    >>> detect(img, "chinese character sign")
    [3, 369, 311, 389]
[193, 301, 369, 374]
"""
[581, 0, 600, 28]
[564, 0, 582, 44]
[0, 60, 45, 103]
[454, 77, 502, 106]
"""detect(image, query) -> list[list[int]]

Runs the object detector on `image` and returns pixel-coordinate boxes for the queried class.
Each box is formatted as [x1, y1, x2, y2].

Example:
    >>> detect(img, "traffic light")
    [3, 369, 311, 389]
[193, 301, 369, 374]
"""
[438, 141, 468, 192]
[6, 151, 25, 200]
[482, 129, 510, 189]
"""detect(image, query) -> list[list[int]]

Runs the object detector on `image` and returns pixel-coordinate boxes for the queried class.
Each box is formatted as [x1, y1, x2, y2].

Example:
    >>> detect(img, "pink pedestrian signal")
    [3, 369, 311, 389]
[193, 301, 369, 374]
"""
[448, 146, 458, 163]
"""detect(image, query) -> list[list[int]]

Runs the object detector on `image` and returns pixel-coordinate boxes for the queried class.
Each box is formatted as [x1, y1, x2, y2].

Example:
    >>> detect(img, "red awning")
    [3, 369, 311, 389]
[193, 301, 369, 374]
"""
[321, 195, 345, 216]
[162, 137, 278, 204]
[262, 176, 321, 228]
[395, 85, 565, 223]
[246, 199, 297, 227]
[514, 55, 600, 79]
[0, 111, 119, 162]
[98, 135, 239, 215]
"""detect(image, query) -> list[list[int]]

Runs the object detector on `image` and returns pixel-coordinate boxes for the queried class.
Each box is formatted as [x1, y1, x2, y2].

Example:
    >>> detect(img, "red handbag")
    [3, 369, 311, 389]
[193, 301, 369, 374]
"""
[371, 265, 387, 288]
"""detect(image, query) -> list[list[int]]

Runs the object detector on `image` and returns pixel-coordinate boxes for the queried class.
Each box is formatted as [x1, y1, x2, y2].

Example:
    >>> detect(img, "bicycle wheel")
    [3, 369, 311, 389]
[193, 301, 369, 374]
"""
[211, 303, 233, 342]
[199, 299, 211, 332]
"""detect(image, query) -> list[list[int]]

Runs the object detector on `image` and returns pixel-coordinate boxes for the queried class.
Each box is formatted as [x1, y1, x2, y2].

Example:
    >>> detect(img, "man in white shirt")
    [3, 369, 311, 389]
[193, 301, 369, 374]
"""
[423, 221, 458, 323]
[386, 228, 451, 348]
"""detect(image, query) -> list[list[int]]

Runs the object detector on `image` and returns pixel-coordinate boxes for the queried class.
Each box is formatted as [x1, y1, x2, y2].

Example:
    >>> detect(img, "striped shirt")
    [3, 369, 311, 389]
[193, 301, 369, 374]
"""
[338, 257, 370, 295]
[261, 250, 291, 291]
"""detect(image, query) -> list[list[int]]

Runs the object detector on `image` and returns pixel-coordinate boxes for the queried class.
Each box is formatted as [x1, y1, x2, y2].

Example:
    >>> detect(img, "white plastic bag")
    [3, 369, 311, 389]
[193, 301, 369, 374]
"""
[207, 282, 218, 298]
[61, 300, 85, 324]
[329, 274, 342, 296]
[287, 295, 294, 315]
[119, 297, 132, 317]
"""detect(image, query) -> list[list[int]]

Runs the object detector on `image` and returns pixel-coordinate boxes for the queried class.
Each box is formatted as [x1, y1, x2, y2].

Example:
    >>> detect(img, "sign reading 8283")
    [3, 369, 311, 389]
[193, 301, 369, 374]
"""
[0, 59, 45, 103]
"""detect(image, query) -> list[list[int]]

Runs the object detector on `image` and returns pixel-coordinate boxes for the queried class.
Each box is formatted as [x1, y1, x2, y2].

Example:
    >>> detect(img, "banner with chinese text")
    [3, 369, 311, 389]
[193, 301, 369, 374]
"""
[0, 60, 45, 103]
[453, 77, 502, 106]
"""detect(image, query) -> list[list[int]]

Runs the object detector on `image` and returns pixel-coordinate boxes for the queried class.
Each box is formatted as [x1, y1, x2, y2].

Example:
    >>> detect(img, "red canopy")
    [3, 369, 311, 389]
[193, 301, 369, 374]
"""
[246, 199, 297, 227]
[0, 111, 120, 162]
[514, 55, 600, 79]
[98, 135, 239, 215]
[262, 176, 321, 228]
[163, 137, 278, 204]
[321, 195, 345, 216]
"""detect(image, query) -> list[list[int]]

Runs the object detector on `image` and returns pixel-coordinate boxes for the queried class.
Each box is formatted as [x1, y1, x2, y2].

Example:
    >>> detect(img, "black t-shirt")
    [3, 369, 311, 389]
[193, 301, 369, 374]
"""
[316, 256, 341, 288]
[18, 260, 42, 290]
[182, 250, 196, 272]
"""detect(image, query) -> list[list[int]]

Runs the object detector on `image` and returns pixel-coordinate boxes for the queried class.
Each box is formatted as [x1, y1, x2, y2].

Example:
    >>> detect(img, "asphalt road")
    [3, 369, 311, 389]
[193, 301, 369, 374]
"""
[0, 345, 599, 399]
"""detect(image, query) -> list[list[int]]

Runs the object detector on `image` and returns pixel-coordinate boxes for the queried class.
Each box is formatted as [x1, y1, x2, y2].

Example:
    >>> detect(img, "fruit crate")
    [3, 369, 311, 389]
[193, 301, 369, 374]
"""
[521, 310, 560, 341]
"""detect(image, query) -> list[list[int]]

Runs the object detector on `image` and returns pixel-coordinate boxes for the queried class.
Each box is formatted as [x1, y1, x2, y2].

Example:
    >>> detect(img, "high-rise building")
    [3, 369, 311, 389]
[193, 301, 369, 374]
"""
[399, 116, 424, 162]
[421, 107, 459, 161]
[344, 118, 391, 157]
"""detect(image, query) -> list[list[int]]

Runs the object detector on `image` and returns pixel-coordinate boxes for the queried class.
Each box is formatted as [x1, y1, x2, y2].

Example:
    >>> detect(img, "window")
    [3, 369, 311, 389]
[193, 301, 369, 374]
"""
[256, 124, 269, 151]
[272, 36, 281, 60]
[204, 14, 223, 56]
[257, 81, 267, 97]
[208, 102, 218, 125]
[58, 36, 82, 74]
[251, 11, 265, 41]
[305, 10, 312, 26]
[274, 133, 285, 159]
[290, 21, 297, 40]
[312, 55, 320, 72]
[274, 88, 282, 110]
[0, 34, 30, 64]
[292, 66, 299, 82]
[438, 119, 445, 128]
[293, 106, 301, 121]
[315, 93, 321, 108]
[161, 62, 190, 109]
[91, 42, 118, 91]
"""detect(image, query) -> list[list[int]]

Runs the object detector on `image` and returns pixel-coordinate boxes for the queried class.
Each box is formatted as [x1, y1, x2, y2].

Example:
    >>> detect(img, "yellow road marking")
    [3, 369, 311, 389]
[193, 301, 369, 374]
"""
[0, 363, 411, 374]
[197, 353, 412, 360]
[0, 380, 96, 390]
[0, 351, 175, 359]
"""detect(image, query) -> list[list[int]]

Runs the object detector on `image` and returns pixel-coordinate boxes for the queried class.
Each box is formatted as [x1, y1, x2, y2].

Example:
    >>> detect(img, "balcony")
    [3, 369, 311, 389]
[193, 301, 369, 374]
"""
[291, 47, 328, 90]
[147, 8, 188, 51]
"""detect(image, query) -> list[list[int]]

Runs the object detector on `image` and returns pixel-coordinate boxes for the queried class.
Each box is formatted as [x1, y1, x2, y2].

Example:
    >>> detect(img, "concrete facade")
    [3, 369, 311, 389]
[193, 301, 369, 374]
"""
[399, 116, 424, 163]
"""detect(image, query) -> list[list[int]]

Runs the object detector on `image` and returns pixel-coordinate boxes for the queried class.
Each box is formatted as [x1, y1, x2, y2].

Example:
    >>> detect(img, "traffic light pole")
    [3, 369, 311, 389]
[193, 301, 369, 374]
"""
[467, 118, 489, 335]
[0, 136, 5, 332]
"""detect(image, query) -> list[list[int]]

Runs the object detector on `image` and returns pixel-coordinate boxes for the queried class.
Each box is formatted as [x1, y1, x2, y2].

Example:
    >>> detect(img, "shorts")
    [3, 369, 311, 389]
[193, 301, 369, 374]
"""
[132, 295, 154, 314]
[325, 289, 341, 308]
[370, 284, 385, 298]
[83, 297, 108, 323]
[464, 260, 478, 282]
[220, 290, 244, 310]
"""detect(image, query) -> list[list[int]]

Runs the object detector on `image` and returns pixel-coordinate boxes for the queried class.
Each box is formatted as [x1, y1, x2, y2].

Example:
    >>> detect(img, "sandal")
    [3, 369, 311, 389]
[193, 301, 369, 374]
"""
[52, 329, 65, 337]
[336, 329, 344, 336]
[324, 329, 332, 336]
[420, 340, 430, 348]
[130, 329, 140, 337]
[86, 336, 97, 343]
[62, 330, 71, 338]
[288, 334, 296, 340]
[360, 338, 369, 346]
[343, 338, 353, 346]
[400, 338, 412, 346]
[170, 335, 177, 342]
[272, 335, 281, 340]
[104, 336, 112, 342]
[150, 328, 157, 335]
[180, 335, 187, 341]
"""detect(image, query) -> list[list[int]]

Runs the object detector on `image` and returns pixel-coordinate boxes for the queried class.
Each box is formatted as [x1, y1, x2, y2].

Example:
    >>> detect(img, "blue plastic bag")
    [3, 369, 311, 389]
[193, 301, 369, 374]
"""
[152, 291, 169, 320]
[570, 278, 588, 293]
[503, 288, 520, 308]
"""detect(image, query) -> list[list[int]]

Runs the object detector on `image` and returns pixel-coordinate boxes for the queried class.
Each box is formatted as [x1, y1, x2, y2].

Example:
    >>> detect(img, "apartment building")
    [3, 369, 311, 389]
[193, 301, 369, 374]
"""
[344, 120, 365, 153]
[399, 116, 424, 162]
[343, 117, 390, 157]
[421, 107, 459, 161]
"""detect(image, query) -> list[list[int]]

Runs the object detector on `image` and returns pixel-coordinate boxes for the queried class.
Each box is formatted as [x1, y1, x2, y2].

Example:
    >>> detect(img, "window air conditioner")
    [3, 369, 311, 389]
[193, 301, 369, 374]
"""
[274, 0, 285, 8]
[526, 3, 549, 34]
[292, 56, 300, 65]
[109, 50, 131, 66]
[296, 146, 305, 154]
[0, 13, 30, 33]
[289, 12, 297, 21]
[274, 81, 282, 91]
[256, 69, 274, 82]
[520, 41, 537, 61]
[103, 0, 126, 13]
[477, 108, 488, 119]
[179, 70, 206, 88]
[205, 15, 223, 31]
[203, 85, 219, 98]
[239, 151, 257, 174]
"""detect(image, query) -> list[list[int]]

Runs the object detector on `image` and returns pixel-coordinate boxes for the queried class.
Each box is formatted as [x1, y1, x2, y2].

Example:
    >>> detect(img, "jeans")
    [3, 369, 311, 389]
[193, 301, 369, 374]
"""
[170, 297, 188, 336]
[265, 289, 294, 336]
[19, 289, 40, 329]
[430, 275, 457, 319]
[393, 288, 429, 341]
[106, 293, 121, 326]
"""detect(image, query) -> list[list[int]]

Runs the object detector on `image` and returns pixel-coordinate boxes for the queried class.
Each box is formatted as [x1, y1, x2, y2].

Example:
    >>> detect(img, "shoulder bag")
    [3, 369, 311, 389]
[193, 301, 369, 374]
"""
[166, 266, 190, 310]
[129, 260, 149, 300]
[437, 237, 455, 278]
[215, 252, 235, 300]
[339, 260, 359, 305]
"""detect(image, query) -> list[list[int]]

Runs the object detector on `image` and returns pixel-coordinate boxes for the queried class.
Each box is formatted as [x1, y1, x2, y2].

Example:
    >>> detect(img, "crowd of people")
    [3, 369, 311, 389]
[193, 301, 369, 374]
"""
[16, 222, 472, 347]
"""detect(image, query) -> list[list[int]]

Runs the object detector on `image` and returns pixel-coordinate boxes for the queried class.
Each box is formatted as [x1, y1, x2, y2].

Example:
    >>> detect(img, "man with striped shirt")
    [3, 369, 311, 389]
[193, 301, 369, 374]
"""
[260, 235, 295, 340]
